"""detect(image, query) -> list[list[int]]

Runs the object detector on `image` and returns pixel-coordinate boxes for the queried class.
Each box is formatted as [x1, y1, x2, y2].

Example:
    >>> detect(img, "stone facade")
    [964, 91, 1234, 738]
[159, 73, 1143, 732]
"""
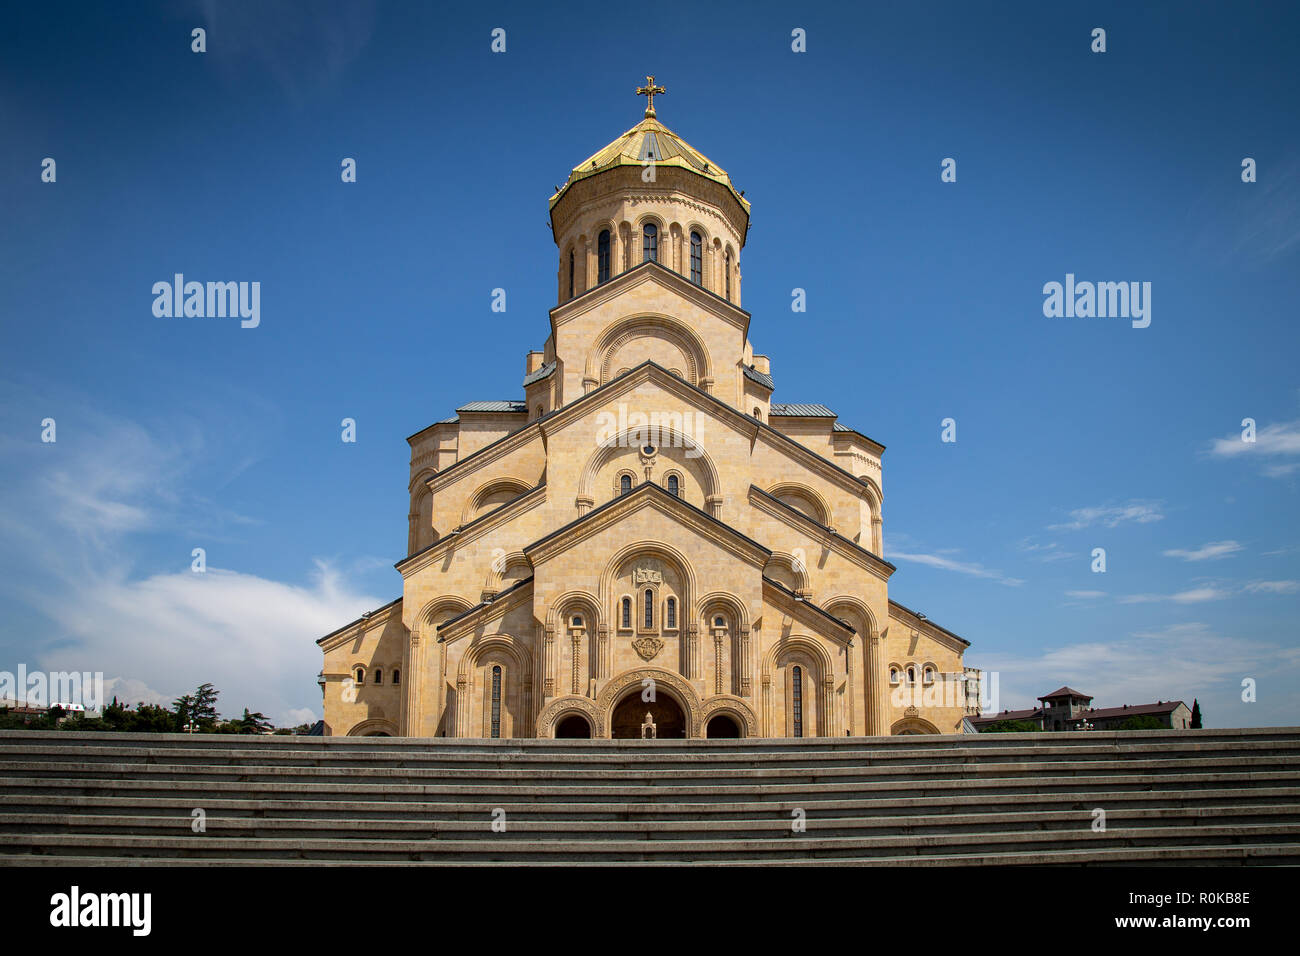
[317, 88, 973, 738]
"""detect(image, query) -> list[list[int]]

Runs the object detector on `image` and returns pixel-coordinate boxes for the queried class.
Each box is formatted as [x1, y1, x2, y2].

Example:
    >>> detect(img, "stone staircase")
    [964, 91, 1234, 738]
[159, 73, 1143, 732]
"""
[2, 728, 1298, 865]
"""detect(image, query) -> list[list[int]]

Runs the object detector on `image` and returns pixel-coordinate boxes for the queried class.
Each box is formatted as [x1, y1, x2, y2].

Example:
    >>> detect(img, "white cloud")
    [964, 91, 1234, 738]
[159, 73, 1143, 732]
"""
[38, 562, 380, 728]
[971, 622, 1300, 727]
[1244, 580, 1300, 594]
[1209, 419, 1300, 477]
[1049, 501, 1164, 531]
[1065, 590, 1107, 599]
[889, 550, 1024, 587]
[1162, 540, 1243, 561]
[1119, 587, 1233, 604]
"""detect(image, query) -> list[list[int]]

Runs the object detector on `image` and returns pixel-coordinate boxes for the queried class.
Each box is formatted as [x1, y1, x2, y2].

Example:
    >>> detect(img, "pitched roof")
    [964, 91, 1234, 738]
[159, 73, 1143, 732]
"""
[1039, 686, 1092, 701]
[771, 402, 836, 418]
[742, 365, 774, 390]
[522, 361, 556, 387]
[456, 400, 527, 413]
[1073, 701, 1186, 721]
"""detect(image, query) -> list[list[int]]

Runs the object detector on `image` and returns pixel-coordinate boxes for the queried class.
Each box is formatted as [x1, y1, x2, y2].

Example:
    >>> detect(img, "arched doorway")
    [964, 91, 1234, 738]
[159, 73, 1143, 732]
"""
[705, 714, 741, 738]
[555, 714, 593, 739]
[610, 690, 686, 739]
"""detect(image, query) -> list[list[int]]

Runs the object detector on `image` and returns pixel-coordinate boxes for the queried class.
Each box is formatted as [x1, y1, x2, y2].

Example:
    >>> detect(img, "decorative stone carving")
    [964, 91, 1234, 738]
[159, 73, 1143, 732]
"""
[641, 711, 657, 739]
[633, 567, 663, 585]
[632, 636, 664, 661]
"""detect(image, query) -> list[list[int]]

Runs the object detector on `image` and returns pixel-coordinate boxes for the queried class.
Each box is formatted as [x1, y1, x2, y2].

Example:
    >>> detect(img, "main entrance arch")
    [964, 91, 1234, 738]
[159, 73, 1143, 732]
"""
[594, 667, 704, 737]
[610, 690, 686, 738]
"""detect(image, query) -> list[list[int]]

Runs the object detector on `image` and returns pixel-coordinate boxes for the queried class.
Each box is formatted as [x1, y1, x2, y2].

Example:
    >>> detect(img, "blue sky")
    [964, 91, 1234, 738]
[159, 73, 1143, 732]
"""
[1, 1, 1298, 727]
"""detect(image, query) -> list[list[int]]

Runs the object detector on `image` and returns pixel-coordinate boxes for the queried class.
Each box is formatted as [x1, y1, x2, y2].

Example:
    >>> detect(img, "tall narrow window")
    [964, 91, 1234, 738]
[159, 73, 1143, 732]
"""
[643, 223, 658, 262]
[644, 589, 654, 629]
[792, 665, 804, 738]
[724, 250, 732, 300]
[568, 250, 575, 299]
[690, 231, 702, 285]
[620, 474, 632, 495]
[490, 665, 502, 739]
[374, 668, 383, 684]
[392, 669, 400, 686]
[666, 597, 676, 629]
[667, 474, 679, 497]
[598, 229, 611, 283]
[621, 597, 632, 629]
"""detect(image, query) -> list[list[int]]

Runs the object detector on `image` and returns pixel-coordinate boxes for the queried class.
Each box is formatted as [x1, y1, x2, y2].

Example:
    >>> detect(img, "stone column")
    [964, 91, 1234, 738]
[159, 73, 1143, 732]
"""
[866, 632, 888, 736]
[611, 228, 623, 278]
[543, 625, 556, 698]
[686, 624, 699, 679]
[404, 623, 422, 736]
[739, 625, 752, 697]
[598, 625, 610, 679]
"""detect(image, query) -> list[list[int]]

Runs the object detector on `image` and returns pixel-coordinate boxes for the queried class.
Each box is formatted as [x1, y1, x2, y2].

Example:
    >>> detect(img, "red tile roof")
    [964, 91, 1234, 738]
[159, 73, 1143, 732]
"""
[1038, 686, 1092, 702]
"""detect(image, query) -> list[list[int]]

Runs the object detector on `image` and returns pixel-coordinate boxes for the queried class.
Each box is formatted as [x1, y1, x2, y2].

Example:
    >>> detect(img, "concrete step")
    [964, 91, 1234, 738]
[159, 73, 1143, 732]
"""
[2, 729, 1296, 865]
[4, 804, 1297, 842]
[7, 824, 1300, 862]
[6, 786, 1293, 821]
[5, 844, 1299, 866]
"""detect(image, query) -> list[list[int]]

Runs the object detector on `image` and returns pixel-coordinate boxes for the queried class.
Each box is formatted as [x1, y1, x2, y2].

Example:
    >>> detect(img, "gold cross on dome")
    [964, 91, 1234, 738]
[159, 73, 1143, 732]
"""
[636, 75, 665, 116]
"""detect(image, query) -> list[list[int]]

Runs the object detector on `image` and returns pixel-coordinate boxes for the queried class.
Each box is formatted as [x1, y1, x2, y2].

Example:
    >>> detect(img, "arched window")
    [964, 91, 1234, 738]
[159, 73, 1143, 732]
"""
[666, 597, 676, 629]
[621, 596, 632, 629]
[568, 250, 575, 299]
[923, 665, 936, 685]
[889, 666, 900, 685]
[373, 668, 383, 684]
[690, 231, 702, 285]
[598, 229, 611, 283]
[792, 665, 804, 738]
[619, 474, 632, 495]
[907, 665, 916, 684]
[392, 669, 400, 686]
[490, 665, 502, 739]
[643, 589, 654, 629]
[643, 223, 658, 262]
[571, 615, 583, 627]
[666, 474, 679, 497]
[724, 250, 732, 299]
[752, 407, 762, 421]
[353, 666, 365, 684]
[714, 616, 725, 627]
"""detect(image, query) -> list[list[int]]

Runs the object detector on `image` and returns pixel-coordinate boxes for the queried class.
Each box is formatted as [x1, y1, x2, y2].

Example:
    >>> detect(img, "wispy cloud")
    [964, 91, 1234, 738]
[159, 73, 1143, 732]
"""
[1016, 537, 1075, 563]
[1162, 540, 1243, 562]
[1208, 419, 1300, 477]
[1064, 590, 1107, 599]
[889, 550, 1025, 587]
[974, 622, 1300, 726]
[1244, 580, 1300, 594]
[1119, 587, 1233, 604]
[1048, 501, 1164, 531]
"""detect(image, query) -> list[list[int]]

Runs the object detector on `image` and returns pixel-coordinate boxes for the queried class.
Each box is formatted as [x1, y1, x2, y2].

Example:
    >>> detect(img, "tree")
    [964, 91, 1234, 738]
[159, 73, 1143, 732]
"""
[981, 719, 1042, 733]
[1191, 699, 1202, 729]
[1118, 715, 1164, 730]
[192, 683, 220, 729]
[229, 708, 273, 735]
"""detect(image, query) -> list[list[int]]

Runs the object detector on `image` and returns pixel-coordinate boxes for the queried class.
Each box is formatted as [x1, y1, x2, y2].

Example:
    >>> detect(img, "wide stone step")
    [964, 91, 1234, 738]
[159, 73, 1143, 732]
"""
[2, 754, 1292, 787]
[3, 738, 1296, 769]
[4, 804, 1296, 842]
[7, 824, 1299, 862]
[6, 770, 1295, 805]
[5, 843, 1298, 866]
[6, 785, 1292, 821]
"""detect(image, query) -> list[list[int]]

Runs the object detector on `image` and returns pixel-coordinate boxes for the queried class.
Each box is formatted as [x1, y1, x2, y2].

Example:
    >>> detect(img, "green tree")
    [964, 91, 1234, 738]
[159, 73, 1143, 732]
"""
[1190, 699, 1202, 729]
[1118, 715, 1164, 730]
[981, 719, 1042, 733]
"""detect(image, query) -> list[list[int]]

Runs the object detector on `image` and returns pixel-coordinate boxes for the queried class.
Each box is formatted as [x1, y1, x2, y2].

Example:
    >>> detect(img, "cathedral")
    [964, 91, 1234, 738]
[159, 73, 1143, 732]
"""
[317, 80, 977, 739]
